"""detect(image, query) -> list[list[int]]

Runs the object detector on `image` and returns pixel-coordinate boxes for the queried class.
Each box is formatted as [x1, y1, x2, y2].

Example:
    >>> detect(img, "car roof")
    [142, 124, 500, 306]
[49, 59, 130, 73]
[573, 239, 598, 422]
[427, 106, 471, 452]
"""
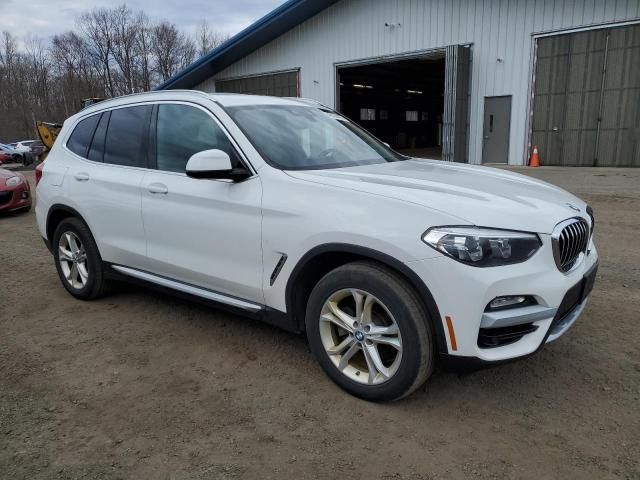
[72, 90, 314, 120]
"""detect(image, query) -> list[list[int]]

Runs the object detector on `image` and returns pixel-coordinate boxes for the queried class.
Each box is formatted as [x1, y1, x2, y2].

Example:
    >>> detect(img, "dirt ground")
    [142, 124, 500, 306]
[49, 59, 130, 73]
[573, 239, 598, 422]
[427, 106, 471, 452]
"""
[1, 167, 639, 480]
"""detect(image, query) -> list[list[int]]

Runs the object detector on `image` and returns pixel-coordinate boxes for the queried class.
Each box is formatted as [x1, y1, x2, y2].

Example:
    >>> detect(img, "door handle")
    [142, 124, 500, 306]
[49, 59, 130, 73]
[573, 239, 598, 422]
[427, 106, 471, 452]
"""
[147, 183, 168, 195]
[74, 172, 89, 182]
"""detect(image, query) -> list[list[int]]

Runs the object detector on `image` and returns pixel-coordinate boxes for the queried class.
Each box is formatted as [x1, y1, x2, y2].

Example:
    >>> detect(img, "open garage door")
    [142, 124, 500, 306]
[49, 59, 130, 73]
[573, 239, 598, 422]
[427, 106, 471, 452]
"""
[337, 54, 446, 159]
[532, 24, 640, 167]
[443, 44, 471, 163]
[215, 70, 300, 97]
[337, 46, 470, 163]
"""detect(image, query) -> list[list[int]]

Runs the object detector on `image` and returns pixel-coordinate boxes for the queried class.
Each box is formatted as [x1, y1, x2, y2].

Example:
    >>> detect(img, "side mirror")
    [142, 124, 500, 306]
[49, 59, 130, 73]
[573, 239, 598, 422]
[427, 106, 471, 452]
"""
[185, 149, 250, 181]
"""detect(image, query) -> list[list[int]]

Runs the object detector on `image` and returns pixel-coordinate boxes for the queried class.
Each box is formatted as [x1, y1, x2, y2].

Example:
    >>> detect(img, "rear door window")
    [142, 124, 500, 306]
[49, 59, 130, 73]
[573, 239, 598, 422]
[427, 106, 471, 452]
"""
[87, 112, 109, 162]
[67, 114, 100, 158]
[103, 105, 152, 168]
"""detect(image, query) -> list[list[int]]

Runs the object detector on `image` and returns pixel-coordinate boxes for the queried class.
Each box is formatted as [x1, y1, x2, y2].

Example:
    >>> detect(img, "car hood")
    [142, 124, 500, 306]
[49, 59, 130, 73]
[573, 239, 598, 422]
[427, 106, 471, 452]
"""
[285, 160, 588, 234]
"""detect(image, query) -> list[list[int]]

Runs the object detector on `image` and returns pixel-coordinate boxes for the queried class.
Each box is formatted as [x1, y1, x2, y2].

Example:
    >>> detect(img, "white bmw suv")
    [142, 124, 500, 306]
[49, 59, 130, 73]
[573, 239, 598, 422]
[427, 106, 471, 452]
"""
[36, 91, 598, 401]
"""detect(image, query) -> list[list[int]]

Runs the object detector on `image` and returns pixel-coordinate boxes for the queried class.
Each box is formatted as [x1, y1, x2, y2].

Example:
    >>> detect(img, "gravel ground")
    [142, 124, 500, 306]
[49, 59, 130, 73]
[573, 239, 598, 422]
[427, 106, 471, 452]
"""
[1, 167, 639, 480]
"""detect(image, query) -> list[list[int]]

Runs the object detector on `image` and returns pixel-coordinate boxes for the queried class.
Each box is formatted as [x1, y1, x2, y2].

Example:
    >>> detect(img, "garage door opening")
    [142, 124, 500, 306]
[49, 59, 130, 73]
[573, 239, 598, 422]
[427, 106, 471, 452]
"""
[337, 55, 446, 159]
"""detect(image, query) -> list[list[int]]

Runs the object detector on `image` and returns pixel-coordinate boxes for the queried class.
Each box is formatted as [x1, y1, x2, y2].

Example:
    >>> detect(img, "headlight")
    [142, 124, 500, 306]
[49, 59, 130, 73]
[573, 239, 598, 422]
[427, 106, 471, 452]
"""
[422, 227, 542, 267]
[5, 176, 22, 187]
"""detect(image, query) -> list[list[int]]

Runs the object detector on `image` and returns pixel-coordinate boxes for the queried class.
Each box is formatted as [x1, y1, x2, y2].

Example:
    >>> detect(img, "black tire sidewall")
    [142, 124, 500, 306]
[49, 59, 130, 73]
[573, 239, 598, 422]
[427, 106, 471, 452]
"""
[52, 218, 104, 300]
[305, 263, 433, 402]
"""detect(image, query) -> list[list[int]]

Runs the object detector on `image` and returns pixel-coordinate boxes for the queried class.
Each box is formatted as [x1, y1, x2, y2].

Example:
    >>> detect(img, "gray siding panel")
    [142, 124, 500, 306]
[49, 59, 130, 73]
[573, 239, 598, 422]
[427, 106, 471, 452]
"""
[195, 0, 640, 164]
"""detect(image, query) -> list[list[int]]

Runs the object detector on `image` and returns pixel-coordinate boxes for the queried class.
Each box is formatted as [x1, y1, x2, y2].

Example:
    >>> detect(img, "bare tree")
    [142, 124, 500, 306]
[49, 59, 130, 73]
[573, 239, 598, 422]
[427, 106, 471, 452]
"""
[79, 8, 116, 96]
[195, 20, 229, 57]
[151, 21, 196, 82]
[0, 4, 230, 141]
[134, 12, 153, 91]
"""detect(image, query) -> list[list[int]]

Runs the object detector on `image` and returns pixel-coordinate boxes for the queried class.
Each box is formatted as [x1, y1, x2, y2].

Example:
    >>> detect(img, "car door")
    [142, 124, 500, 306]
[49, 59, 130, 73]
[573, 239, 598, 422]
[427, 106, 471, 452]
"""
[140, 102, 263, 304]
[64, 106, 151, 269]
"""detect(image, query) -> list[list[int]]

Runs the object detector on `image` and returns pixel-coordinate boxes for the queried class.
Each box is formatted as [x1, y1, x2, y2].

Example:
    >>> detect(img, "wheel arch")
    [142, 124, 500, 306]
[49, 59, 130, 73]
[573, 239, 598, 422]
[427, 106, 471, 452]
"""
[46, 204, 90, 252]
[285, 243, 448, 354]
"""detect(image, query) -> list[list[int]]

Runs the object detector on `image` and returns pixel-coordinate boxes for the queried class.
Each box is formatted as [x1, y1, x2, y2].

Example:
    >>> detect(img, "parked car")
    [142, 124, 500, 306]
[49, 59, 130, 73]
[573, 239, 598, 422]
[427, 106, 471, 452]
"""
[0, 152, 11, 165]
[9, 140, 34, 152]
[0, 143, 25, 163]
[0, 168, 31, 213]
[35, 91, 598, 401]
[29, 140, 46, 157]
[0, 143, 33, 166]
[11, 140, 46, 157]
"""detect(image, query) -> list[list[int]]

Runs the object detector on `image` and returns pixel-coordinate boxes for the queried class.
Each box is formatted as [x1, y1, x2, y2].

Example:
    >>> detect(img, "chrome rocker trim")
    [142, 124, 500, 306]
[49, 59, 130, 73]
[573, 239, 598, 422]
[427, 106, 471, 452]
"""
[111, 265, 263, 313]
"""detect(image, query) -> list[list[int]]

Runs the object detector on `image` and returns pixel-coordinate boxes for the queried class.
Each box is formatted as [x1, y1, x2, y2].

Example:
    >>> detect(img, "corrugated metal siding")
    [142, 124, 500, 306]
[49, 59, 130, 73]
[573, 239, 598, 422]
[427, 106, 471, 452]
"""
[195, 0, 640, 164]
[216, 70, 299, 97]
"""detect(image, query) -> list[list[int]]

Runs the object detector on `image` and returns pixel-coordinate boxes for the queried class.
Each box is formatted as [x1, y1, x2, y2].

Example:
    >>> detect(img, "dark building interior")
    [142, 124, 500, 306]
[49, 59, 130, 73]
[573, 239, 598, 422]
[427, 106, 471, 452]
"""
[337, 56, 446, 159]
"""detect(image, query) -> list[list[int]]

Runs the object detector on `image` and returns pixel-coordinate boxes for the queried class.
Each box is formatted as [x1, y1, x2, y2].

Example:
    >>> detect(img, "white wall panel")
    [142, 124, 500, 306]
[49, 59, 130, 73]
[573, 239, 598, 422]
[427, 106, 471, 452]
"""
[195, 0, 640, 165]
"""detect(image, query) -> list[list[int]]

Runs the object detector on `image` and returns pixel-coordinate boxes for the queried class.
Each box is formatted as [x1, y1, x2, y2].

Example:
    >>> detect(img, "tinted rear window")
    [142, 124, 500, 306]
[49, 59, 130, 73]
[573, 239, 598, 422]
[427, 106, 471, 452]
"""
[67, 115, 100, 158]
[103, 106, 151, 168]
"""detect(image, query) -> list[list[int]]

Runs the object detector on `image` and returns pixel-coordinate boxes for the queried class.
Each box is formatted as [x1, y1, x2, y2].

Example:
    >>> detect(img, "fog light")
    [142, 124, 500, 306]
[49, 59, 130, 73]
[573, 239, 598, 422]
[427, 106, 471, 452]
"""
[20, 191, 29, 199]
[488, 295, 528, 311]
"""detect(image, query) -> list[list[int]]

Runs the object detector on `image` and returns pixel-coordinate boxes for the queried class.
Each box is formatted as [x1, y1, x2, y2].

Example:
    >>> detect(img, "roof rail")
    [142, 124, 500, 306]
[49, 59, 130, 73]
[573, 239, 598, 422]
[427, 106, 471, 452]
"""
[286, 97, 334, 111]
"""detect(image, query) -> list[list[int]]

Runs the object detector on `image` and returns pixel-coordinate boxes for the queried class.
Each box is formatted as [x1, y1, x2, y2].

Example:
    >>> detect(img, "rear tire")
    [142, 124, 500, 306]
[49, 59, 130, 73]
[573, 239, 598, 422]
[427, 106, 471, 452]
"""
[305, 261, 435, 402]
[52, 217, 110, 300]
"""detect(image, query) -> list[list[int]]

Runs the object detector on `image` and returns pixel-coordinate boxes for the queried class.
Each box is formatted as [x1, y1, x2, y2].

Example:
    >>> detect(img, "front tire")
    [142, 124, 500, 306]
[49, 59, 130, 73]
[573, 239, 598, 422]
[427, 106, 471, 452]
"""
[52, 218, 109, 300]
[305, 261, 435, 402]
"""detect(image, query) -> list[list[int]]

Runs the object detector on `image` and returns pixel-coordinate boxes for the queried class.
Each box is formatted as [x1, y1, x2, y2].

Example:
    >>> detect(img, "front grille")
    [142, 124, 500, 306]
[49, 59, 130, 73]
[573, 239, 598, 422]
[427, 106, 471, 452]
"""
[0, 191, 12, 205]
[552, 218, 590, 273]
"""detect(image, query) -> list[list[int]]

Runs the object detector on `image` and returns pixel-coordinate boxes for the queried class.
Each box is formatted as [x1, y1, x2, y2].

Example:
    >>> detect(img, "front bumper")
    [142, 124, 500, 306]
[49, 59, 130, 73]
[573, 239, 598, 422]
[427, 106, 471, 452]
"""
[406, 234, 598, 368]
[0, 184, 31, 212]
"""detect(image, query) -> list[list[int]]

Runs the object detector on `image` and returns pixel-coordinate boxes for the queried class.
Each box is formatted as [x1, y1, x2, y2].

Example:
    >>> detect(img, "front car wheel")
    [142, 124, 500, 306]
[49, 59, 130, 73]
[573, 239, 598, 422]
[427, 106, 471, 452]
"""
[306, 261, 435, 402]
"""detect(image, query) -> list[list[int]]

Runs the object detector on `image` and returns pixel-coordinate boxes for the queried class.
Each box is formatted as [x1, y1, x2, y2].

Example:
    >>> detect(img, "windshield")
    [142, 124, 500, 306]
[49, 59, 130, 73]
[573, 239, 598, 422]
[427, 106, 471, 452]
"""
[226, 104, 405, 170]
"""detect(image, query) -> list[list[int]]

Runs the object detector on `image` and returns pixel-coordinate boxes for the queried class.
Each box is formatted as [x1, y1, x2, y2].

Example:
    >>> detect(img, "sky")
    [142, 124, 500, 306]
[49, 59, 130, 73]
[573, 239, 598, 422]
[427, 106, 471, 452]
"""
[0, 0, 286, 41]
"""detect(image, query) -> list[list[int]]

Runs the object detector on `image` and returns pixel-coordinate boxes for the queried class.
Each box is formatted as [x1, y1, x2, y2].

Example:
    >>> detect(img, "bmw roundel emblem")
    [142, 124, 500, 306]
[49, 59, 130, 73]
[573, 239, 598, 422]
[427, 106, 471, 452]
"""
[354, 331, 365, 342]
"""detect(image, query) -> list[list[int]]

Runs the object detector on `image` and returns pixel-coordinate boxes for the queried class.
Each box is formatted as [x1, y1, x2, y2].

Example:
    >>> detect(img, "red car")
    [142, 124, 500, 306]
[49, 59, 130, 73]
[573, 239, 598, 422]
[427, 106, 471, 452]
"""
[0, 168, 31, 213]
[0, 152, 11, 166]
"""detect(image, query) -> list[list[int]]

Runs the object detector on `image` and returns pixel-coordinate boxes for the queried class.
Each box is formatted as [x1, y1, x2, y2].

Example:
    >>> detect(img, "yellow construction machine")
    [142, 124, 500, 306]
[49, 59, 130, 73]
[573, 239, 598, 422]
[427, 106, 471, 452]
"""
[35, 98, 104, 160]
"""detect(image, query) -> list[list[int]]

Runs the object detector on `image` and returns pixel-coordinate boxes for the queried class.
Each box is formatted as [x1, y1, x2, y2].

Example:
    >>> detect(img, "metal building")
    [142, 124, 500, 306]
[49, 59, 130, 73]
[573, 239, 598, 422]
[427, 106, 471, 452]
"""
[158, 0, 640, 167]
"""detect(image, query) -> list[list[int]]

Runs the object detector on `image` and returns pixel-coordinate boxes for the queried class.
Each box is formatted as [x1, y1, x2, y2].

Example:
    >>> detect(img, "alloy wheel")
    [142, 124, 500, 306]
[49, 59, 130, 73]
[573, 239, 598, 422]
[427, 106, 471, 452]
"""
[319, 289, 403, 385]
[58, 231, 89, 289]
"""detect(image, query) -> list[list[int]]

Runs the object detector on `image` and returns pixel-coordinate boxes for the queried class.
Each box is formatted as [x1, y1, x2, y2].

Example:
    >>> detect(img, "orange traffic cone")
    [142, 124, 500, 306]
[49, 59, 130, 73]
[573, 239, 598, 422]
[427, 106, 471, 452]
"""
[530, 145, 540, 167]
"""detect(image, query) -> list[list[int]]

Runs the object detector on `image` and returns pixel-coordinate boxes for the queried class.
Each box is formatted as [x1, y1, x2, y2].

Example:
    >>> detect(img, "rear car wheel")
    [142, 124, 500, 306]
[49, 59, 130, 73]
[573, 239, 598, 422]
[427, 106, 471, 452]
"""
[305, 261, 434, 402]
[52, 218, 109, 300]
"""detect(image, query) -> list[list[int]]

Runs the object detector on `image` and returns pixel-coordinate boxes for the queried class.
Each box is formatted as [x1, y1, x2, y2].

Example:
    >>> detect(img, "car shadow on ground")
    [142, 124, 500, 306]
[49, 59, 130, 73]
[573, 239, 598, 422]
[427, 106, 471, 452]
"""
[105, 280, 588, 408]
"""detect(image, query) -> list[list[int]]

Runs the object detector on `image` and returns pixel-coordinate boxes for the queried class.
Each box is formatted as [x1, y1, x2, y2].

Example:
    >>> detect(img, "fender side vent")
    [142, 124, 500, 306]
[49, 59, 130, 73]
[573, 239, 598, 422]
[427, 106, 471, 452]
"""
[269, 254, 288, 286]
